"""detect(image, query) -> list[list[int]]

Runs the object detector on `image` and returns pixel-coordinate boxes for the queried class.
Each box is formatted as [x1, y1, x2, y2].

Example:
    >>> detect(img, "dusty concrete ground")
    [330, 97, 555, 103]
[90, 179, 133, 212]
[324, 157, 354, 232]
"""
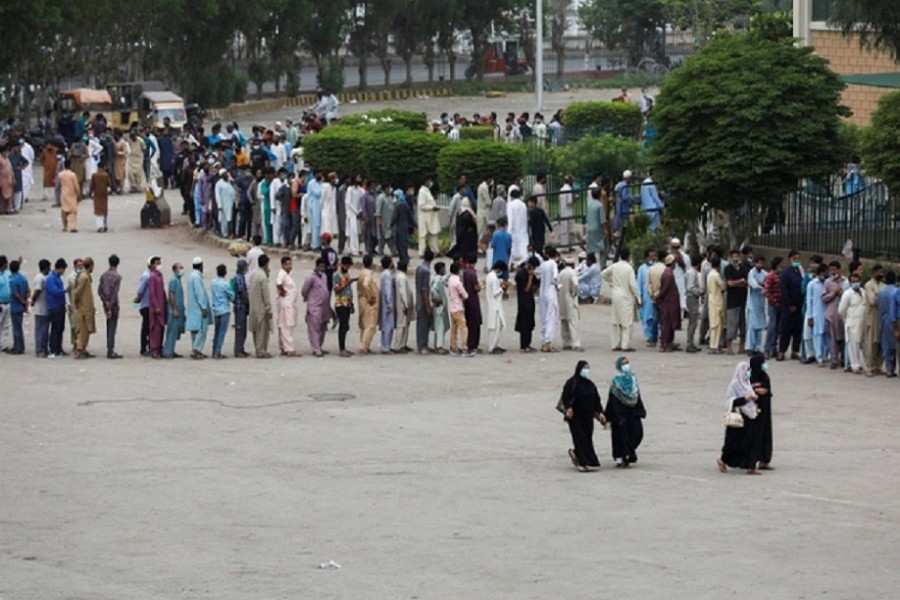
[2, 132, 900, 600]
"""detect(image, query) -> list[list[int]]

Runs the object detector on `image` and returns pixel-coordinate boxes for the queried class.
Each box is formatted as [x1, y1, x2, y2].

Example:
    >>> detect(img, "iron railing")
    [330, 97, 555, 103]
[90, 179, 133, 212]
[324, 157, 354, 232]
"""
[752, 177, 899, 261]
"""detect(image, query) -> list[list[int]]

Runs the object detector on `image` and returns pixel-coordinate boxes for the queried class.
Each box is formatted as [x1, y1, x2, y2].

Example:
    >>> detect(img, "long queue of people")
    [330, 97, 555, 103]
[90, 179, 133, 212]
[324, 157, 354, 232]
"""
[0, 235, 607, 361]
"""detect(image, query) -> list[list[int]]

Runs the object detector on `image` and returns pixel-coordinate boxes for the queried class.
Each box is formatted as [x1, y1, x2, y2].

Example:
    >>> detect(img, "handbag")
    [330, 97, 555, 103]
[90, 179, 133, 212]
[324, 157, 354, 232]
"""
[723, 410, 744, 429]
[556, 380, 576, 415]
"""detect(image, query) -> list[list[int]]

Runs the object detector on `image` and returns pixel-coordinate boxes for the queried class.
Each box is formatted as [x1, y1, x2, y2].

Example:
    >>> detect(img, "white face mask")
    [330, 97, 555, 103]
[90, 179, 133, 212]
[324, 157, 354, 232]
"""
[621, 364, 632, 374]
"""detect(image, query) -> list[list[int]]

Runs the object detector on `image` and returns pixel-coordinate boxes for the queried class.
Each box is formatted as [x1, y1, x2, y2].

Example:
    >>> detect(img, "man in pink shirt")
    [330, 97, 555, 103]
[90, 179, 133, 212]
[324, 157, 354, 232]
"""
[447, 262, 472, 357]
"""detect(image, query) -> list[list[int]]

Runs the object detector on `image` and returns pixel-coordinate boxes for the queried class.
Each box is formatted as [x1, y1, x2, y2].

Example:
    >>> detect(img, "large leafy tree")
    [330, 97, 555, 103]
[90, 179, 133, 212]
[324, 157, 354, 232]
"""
[650, 32, 849, 221]
[861, 91, 900, 195]
[661, 0, 760, 46]
[831, 0, 900, 61]
[578, 0, 665, 67]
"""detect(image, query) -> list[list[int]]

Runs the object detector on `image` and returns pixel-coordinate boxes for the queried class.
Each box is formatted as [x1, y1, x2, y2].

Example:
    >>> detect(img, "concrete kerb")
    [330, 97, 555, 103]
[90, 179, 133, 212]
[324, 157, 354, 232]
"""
[206, 87, 453, 122]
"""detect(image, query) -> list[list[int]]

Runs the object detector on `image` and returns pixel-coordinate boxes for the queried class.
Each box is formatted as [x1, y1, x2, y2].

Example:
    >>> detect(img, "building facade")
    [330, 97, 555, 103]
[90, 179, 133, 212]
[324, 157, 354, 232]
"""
[794, 0, 899, 125]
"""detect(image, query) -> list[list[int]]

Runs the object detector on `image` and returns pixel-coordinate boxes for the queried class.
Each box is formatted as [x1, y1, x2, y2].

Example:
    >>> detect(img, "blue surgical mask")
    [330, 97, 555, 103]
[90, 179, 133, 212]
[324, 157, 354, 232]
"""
[580, 368, 590, 379]
[762, 363, 769, 373]
[792, 261, 801, 268]
[851, 283, 860, 290]
[621, 364, 632, 374]
[177, 269, 185, 278]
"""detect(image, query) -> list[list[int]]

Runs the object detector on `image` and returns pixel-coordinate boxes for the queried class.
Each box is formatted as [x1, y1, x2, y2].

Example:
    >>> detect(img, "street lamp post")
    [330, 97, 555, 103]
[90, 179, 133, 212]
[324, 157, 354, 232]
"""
[535, 0, 543, 113]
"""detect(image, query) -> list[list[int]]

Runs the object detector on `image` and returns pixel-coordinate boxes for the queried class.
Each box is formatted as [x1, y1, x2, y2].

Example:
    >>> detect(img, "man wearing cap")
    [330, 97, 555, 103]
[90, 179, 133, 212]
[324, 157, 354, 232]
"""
[186, 257, 211, 359]
[669, 237, 689, 315]
[657, 254, 682, 352]
[640, 175, 664, 231]
[613, 170, 636, 235]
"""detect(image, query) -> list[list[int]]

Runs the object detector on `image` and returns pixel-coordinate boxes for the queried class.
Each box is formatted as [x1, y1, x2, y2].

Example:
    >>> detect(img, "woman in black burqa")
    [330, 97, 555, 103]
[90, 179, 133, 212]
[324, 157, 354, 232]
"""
[749, 352, 774, 470]
[560, 360, 605, 472]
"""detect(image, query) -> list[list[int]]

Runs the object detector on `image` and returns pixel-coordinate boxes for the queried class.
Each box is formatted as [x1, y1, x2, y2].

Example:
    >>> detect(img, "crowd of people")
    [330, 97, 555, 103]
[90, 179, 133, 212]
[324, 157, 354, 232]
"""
[598, 237, 900, 378]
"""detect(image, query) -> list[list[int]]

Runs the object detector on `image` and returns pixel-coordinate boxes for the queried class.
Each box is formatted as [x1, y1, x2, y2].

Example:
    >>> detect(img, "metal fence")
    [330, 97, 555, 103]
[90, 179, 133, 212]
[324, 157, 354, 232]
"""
[752, 177, 900, 261]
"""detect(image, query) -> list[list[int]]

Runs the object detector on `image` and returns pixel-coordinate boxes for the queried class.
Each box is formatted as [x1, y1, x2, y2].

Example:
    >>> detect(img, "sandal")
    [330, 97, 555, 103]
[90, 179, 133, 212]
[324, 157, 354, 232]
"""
[576, 465, 590, 473]
[568, 449, 579, 468]
[758, 463, 774, 471]
[716, 458, 727, 473]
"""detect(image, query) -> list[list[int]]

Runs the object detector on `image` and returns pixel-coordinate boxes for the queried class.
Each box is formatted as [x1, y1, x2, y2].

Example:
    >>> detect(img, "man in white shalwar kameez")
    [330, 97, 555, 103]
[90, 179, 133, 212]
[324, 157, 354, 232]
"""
[485, 261, 507, 353]
[670, 237, 690, 313]
[416, 179, 441, 256]
[320, 175, 338, 236]
[602, 247, 641, 351]
[506, 189, 529, 265]
[558, 258, 582, 351]
[269, 172, 284, 246]
[537, 247, 561, 352]
[838, 273, 867, 373]
[558, 176, 575, 247]
[276, 256, 300, 355]
[346, 181, 363, 256]
[215, 170, 236, 237]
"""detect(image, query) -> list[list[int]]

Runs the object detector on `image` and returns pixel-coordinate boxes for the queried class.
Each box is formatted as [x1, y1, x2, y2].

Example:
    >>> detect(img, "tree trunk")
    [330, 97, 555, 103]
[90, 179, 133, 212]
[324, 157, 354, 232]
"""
[449, 52, 457, 82]
[556, 49, 565, 78]
[424, 45, 435, 84]
[471, 29, 484, 81]
[381, 58, 391, 86]
[403, 52, 412, 87]
[256, 82, 263, 100]
[358, 55, 368, 91]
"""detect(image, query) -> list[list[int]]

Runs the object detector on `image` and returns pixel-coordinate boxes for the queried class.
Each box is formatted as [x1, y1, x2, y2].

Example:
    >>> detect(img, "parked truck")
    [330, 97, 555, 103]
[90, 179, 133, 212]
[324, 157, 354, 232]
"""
[105, 81, 187, 131]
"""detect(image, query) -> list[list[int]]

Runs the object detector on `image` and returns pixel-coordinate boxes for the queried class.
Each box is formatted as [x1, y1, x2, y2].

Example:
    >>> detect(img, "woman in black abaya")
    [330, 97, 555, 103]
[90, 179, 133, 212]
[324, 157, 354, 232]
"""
[749, 352, 774, 470]
[560, 360, 604, 472]
[604, 355, 647, 467]
[718, 361, 761, 475]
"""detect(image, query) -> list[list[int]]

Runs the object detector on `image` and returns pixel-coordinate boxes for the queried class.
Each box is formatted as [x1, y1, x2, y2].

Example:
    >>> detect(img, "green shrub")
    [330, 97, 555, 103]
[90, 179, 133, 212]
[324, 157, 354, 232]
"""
[302, 126, 372, 176]
[437, 141, 525, 194]
[551, 134, 644, 182]
[563, 101, 643, 138]
[364, 131, 449, 190]
[459, 126, 495, 141]
[338, 109, 428, 131]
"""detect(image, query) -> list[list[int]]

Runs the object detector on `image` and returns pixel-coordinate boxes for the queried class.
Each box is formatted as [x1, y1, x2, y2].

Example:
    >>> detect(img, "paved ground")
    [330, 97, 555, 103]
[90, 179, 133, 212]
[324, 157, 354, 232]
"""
[3, 149, 900, 599]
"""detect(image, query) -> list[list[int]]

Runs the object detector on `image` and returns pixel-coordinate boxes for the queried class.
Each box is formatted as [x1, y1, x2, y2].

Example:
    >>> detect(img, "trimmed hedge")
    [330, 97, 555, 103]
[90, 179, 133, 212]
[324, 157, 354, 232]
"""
[337, 109, 428, 131]
[302, 126, 372, 176]
[364, 131, 449, 191]
[437, 141, 525, 194]
[563, 101, 642, 138]
[303, 126, 448, 188]
[551, 134, 645, 183]
[459, 125, 496, 141]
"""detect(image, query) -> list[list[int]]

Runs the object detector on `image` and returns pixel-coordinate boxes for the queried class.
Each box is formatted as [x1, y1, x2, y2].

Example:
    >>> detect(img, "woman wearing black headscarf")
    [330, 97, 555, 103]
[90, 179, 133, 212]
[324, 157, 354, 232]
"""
[749, 352, 774, 470]
[559, 360, 605, 472]
[604, 355, 647, 467]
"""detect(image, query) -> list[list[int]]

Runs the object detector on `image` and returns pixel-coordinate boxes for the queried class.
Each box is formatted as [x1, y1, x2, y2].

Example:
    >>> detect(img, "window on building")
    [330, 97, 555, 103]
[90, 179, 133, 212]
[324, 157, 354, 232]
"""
[812, 0, 834, 21]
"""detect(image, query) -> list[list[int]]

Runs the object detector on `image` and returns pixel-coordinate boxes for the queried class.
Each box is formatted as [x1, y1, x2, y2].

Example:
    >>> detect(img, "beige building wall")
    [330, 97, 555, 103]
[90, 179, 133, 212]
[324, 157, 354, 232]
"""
[809, 29, 897, 125]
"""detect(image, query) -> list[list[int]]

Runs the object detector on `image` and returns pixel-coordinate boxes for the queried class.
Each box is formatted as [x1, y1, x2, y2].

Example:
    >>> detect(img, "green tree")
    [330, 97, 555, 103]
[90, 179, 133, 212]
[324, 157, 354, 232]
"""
[578, 0, 665, 67]
[457, 0, 527, 81]
[661, 0, 759, 46]
[302, 0, 351, 88]
[650, 33, 849, 225]
[861, 91, 900, 194]
[831, 0, 900, 61]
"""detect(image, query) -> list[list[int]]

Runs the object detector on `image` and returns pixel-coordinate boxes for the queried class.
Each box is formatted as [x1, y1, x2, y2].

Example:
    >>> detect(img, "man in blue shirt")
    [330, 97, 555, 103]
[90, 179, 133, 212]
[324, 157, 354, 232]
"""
[210, 263, 234, 359]
[46, 258, 68, 357]
[0, 255, 11, 352]
[7, 260, 30, 354]
[133, 259, 153, 356]
[613, 170, 635, 235]
[490, 216, 513, 284]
